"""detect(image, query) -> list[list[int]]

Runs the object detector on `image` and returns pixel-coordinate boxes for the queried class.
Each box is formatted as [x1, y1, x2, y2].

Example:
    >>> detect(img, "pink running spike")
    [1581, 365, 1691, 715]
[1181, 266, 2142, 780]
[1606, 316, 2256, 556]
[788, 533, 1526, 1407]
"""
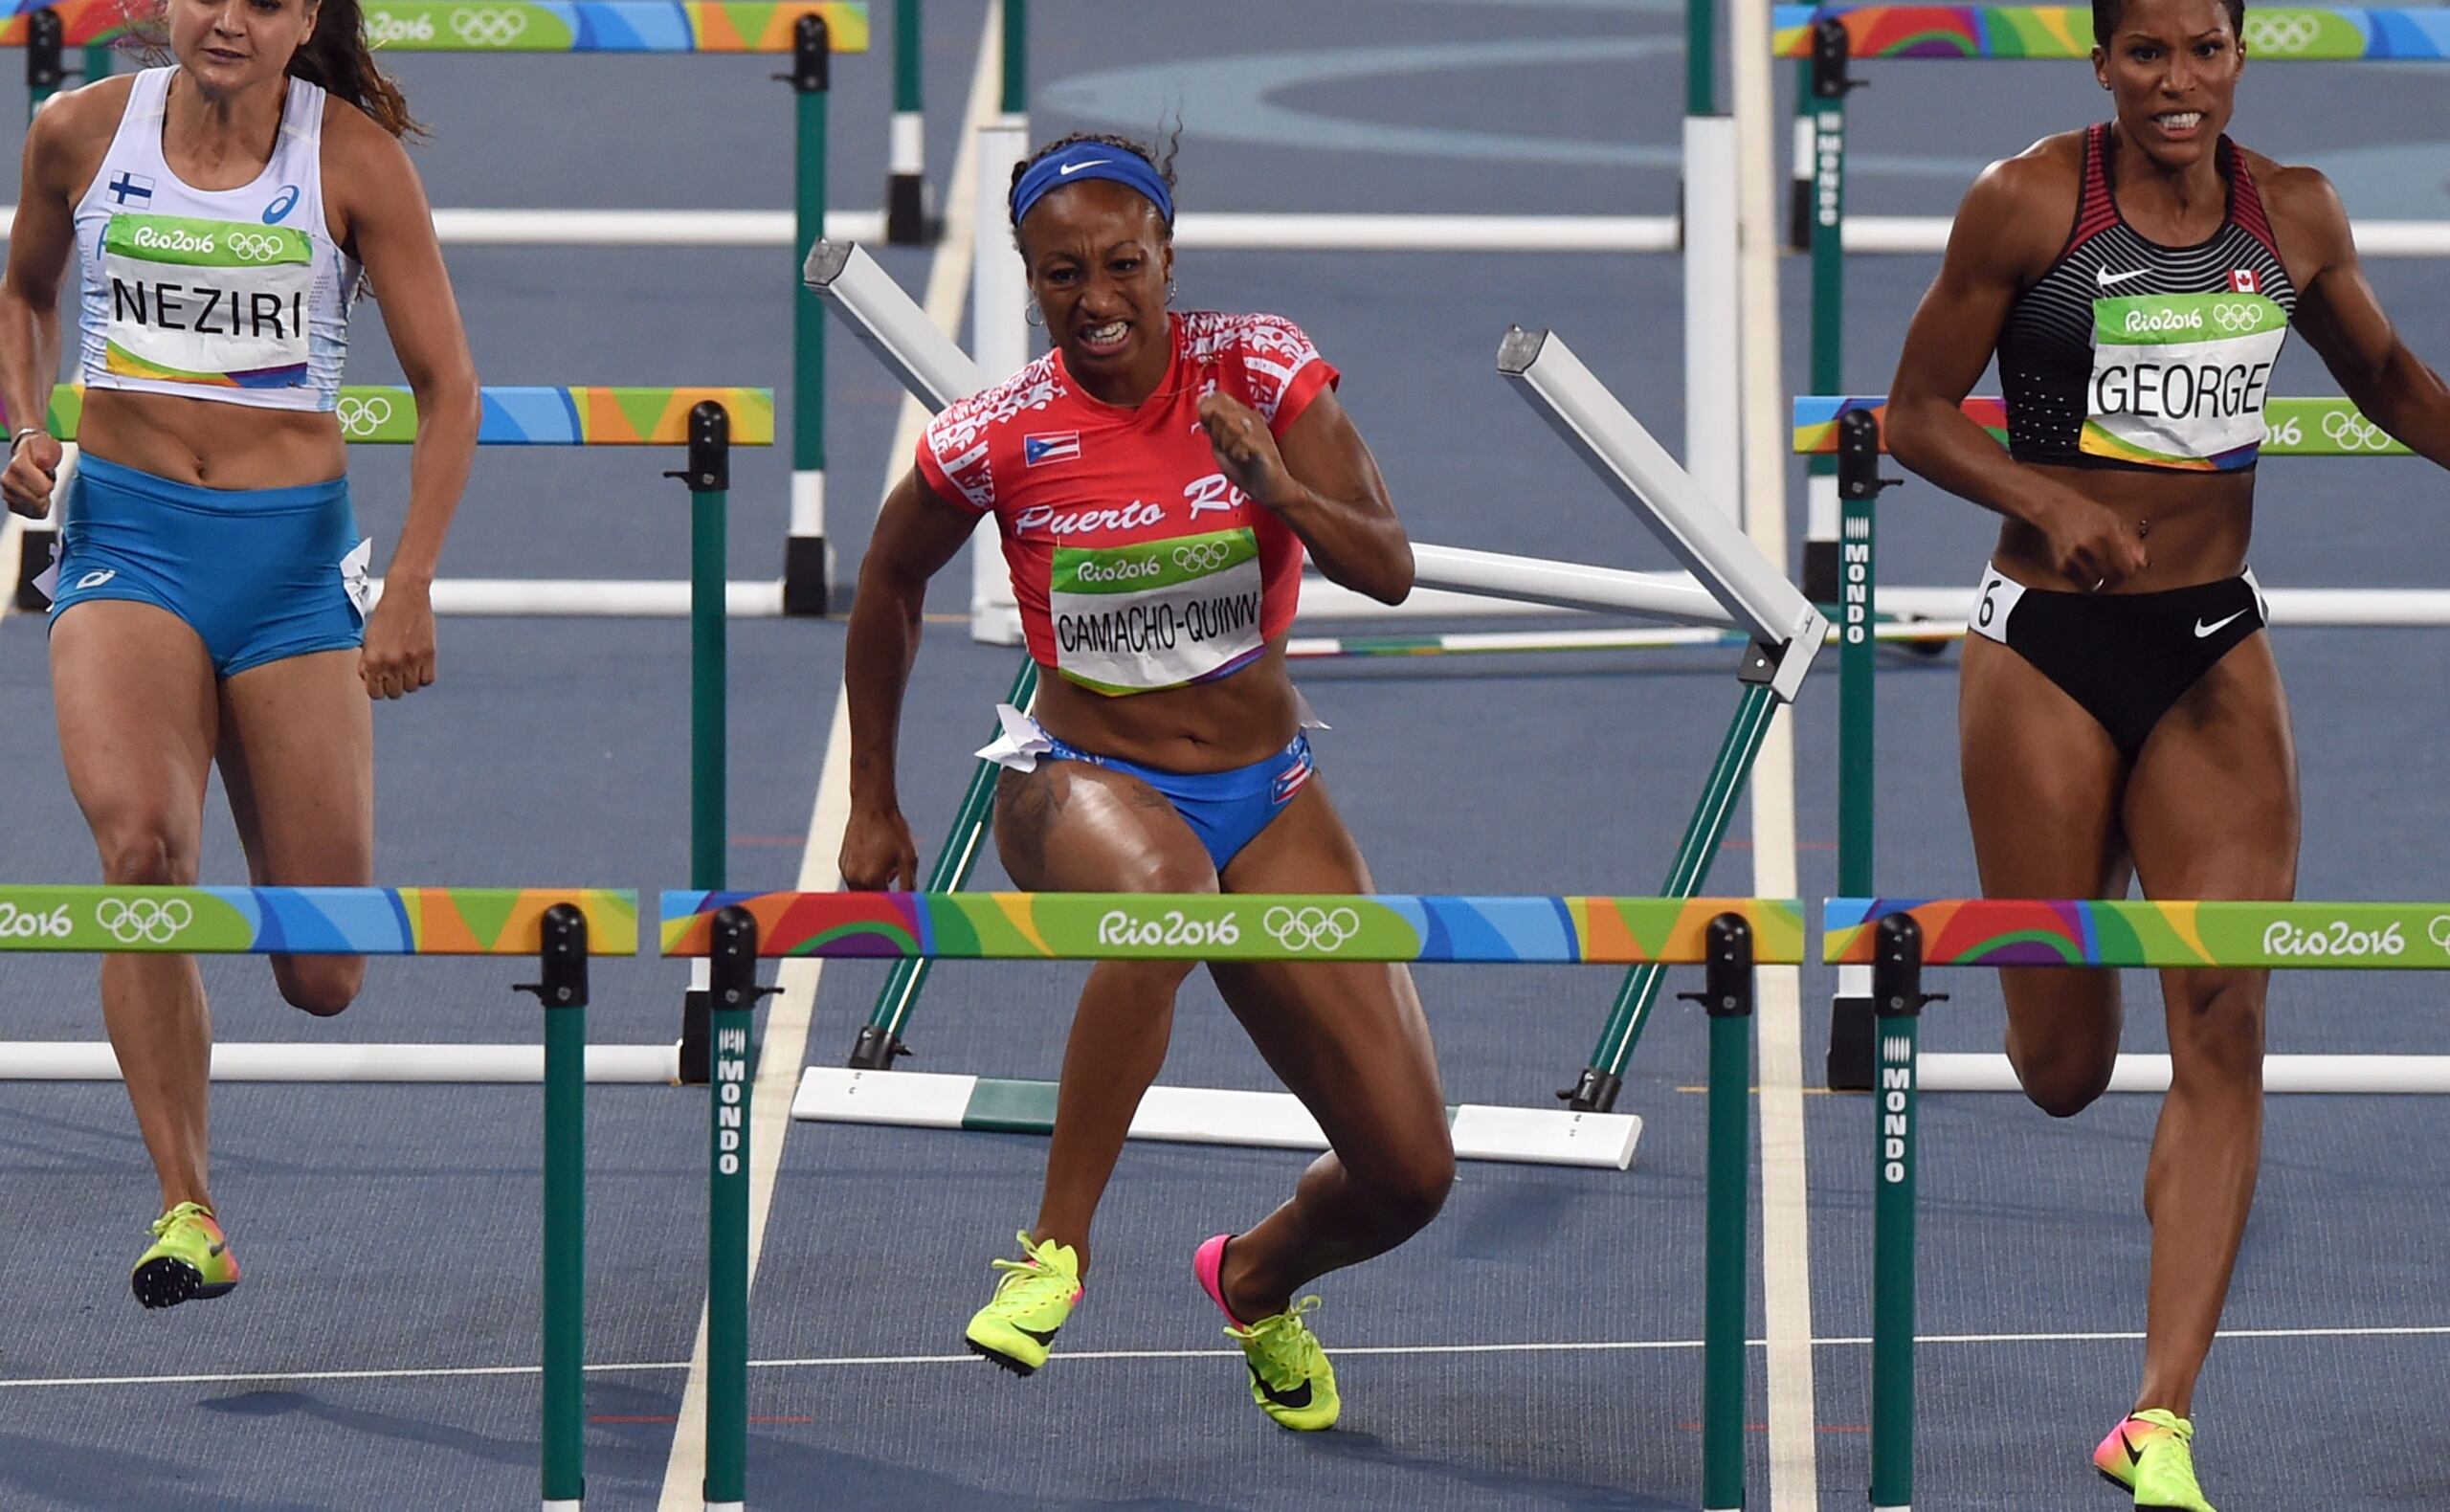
[1192, 1233, 1250, 1326]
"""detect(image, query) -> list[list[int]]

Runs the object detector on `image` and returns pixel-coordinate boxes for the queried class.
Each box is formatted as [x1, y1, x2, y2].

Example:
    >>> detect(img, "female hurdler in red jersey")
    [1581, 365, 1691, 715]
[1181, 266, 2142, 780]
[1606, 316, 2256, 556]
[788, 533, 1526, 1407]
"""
[840, 131, 1443, 1431]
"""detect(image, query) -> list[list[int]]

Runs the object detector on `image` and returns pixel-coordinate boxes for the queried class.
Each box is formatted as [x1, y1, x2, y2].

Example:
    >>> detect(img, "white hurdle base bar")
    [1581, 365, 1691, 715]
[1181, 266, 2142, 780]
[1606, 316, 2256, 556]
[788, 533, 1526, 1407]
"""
[1, 1042, 682, 1083]
[371, 578, 790, 617]
[1920, 1052, 2450, 1095]
[793, 1067, 1643, 1170]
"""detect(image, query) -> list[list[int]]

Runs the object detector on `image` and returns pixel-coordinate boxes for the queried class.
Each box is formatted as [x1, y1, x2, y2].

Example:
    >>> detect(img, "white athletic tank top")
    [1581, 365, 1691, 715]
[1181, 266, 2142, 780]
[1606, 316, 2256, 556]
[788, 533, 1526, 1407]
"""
[74, 66, 359, 411]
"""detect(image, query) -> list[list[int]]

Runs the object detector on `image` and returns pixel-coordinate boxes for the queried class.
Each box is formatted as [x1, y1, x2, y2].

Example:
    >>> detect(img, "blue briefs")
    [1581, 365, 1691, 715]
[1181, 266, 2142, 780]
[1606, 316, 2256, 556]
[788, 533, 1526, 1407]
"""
[46, 453, 367, 678]
[1037, 726, 1318, 873]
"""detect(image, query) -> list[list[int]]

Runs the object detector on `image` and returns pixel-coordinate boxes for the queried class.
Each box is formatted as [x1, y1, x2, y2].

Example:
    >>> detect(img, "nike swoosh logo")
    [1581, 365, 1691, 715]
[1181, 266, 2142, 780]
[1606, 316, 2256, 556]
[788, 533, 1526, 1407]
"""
[1058, 160, 1112, 176]
[1247, 1364, 1313, 1410]
[1014, 1323, 1060, 1345]
[2096, 267, 2150, 287]
[2194, 609, 2248, 638]
[208, 1242, 225, 1257]
[2119, 1429, 2146, 1465]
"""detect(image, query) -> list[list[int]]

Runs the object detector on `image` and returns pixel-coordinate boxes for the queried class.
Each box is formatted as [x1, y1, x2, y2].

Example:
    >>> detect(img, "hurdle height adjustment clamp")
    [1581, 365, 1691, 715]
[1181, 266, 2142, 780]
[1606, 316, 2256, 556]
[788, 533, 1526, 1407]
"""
[1787, 15, 1859, 256]
[25, 7, 64, 92]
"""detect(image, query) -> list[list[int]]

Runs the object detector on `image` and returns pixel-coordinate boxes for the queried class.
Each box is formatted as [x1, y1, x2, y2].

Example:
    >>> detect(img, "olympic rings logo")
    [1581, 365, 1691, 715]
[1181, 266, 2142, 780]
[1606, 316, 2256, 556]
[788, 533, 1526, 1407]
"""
[337, 396, 395, 437]
[225, 231, 288, 264]
[96, 897, 193, 945]
[2243, 12, 2320, 54]
[1262, 905, 1361, 953]
[1173, 542, 1232, 573]
[2431, 916, 2450, 955]
[2321, 409, 2394, 452]
[2211, 300, 2268, 333]
[449, 7, 530, 45]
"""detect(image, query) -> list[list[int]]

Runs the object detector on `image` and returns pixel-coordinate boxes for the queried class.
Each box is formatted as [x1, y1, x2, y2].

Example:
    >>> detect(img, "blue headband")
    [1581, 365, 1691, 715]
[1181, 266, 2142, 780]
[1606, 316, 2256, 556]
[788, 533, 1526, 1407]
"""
[1009, 142, 1175, 231]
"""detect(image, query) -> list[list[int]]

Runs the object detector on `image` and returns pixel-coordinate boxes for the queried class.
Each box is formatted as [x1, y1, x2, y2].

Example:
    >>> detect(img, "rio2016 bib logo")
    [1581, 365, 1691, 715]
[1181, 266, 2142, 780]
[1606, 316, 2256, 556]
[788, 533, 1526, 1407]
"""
[2261, 919, 2405, 960]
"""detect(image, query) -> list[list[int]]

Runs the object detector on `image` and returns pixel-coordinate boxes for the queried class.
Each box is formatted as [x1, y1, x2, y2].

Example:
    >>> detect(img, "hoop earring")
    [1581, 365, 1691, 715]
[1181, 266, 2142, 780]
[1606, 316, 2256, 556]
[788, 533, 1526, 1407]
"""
[1025, 301, 1045, 328]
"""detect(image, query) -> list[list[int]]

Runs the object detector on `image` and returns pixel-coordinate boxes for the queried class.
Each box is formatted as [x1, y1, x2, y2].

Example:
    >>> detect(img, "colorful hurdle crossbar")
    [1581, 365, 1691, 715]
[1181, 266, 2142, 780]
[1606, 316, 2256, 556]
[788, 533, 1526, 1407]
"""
[1793, 396, 2433, 1096]
[664, 889, 1801, 1512]
[0, 884, 635, 1512]
[1823, 896, 2450, 1512]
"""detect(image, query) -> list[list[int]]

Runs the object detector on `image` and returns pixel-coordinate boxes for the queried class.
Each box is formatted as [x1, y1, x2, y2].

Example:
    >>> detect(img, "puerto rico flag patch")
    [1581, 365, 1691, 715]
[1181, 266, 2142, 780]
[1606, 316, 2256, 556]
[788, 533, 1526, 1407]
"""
[1272, 746, 1315, 806]
[1023, 431, 1081, 466]
[2230, 269, 2261, 294]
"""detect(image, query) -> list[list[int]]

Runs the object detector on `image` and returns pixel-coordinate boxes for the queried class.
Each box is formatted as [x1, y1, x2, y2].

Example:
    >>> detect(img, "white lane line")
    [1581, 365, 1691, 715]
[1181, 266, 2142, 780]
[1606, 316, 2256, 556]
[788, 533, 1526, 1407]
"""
[22, 1323, 2450, 1392]
[649, 7, 1003, 1508]
[1732, 0, 1818, 1483]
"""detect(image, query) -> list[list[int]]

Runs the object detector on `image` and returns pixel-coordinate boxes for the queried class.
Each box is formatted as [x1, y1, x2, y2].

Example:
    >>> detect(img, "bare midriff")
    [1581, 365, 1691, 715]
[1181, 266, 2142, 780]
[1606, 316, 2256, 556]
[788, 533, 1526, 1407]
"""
[1992, 463, 2254, 593]
[81, 388, 345, 489]
[1034, 637, 1303, 771]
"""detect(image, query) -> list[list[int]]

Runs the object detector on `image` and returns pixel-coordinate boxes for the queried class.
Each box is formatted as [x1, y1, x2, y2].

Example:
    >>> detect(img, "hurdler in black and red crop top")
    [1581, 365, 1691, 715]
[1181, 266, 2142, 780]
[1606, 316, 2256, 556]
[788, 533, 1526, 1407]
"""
[1995, 122, 2297, 473]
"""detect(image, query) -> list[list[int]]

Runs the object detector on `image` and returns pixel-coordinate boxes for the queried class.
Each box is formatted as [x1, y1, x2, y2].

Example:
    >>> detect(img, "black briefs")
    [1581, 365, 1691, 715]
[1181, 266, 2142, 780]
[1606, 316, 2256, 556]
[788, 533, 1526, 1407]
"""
[1970, 562, 2268, 762]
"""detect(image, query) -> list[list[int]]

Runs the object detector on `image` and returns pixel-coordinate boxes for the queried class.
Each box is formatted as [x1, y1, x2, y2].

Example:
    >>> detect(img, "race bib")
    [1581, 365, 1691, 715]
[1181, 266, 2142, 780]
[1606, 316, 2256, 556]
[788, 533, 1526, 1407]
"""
[2082, 292, 2287, 470]
[1048, 527, 1266, 694]
[101, 213, 313, 390]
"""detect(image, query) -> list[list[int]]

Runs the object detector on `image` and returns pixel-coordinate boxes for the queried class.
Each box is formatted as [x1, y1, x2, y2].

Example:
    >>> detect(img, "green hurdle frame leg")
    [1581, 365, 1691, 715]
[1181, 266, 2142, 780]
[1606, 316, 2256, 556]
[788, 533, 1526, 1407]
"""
[1567, 668, 1780, 1109]
[886, 0, 927, 242]
[1001, 0, 1027, 113]
[705, 906, 763, 1512]
[1829, 406, 1897, 1089]
[677, 404, 733, 1085]
[848, 657, 1039, 1068]
[1693, 913, 1756, 1511]
[1870, 914, 1932, 1512]
[785, 15, 834, 615]
[523, 905, 591, 1512]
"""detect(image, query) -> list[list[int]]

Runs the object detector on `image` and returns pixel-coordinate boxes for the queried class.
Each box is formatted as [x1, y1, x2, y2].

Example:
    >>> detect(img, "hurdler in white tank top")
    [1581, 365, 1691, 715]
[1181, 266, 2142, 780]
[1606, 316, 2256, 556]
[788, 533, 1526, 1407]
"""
[73, 66, 359, 411]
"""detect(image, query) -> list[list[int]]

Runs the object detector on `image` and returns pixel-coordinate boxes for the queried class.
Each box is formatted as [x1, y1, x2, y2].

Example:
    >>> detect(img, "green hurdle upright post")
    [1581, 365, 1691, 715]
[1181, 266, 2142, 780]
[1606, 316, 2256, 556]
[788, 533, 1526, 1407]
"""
[1693, 913, 1756, 1512]
[519, 903, 593, 1512]
[848, 657, 1039, 1068]
[1870, 912, 1932, 1512]
[1829, 409, 1897, 1089]
[786, 14, 835, 614]
[1566, 670, 1780, 1110]
[1001, 0, 1026, 112]
[886, 0, 926, 241]
[705, 904, 763, 1512]
[675, 403, 732, 1088]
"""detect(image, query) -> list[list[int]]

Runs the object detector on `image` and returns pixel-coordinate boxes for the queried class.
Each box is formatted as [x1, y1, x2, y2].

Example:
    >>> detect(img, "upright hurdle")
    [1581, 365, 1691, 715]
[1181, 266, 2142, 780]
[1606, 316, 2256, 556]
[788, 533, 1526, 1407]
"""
[666, 887, 1800, 1512]
[0, 882, 636, 1511]
[3, 0, 866, 616]
[1792, 393, 2450, 1094]
[0, 385, 768, 1087]
[1825, 894, 2450, 1511]
[800, 238, 1827, 1166]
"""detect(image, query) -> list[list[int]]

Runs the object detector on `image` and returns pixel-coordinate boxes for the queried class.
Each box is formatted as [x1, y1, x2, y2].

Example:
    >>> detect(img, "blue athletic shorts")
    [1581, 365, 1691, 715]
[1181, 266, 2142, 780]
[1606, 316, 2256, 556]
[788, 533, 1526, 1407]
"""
[46, 453, 367, 678]
[1037, 727, 1318, 873]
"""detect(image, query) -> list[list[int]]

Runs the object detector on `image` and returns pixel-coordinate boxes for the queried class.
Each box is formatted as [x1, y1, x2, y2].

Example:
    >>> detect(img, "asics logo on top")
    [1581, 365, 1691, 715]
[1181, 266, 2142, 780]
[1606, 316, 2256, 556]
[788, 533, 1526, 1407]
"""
[95, 897, 193, 945]
[261, 186, 301, 225]
[1262, 905, 1361, 953]
[337, 397, 395, 437]
[1247, 1366, 1313, 1410]
[1172, 542, 1232, 573]
[2095, 267, 2149, 288]
[2322, 409, 2394, 452]
[2194, 609, 2248, 639]
[225, 232, 290, 263]
[449, 7, 531, 46]
[1058, 160, 1113, 176]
